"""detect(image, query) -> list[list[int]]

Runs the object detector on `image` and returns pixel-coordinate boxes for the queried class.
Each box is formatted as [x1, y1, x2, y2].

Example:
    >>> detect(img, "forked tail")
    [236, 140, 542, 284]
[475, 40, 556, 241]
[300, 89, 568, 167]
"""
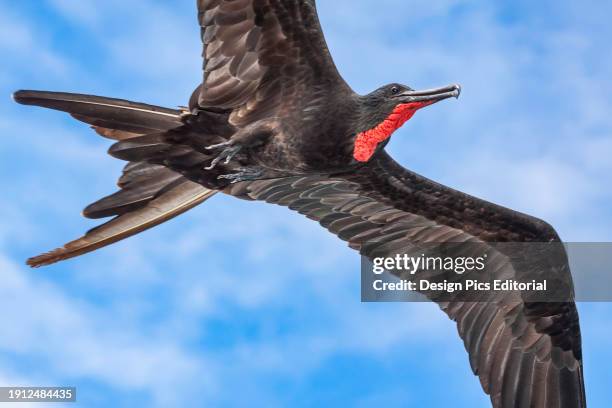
[13, 90, 218, 267]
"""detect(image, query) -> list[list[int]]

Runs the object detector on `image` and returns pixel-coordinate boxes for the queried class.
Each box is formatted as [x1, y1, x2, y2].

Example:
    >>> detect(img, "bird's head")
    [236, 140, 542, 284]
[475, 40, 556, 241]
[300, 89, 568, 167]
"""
[354, 83, 460, 162]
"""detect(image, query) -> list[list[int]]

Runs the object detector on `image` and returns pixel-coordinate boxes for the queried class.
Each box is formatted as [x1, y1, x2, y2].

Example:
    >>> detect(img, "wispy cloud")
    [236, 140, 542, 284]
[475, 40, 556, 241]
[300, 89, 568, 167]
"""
[0, 4, 73, 84]
[46, 0, 201, 104]
[0, 252, 216, 406]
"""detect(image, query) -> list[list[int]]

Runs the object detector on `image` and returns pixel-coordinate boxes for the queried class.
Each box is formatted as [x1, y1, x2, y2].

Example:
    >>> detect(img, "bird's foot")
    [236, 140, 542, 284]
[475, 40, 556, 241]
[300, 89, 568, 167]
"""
[217, 167, 263, 184]
[204, 141, 242, 170]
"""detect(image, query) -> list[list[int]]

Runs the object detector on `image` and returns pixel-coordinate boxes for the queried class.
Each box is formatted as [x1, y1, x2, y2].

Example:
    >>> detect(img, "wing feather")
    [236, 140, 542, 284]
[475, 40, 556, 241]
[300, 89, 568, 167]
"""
[224, 150, 586, 407]
[195, 0, 350, 125]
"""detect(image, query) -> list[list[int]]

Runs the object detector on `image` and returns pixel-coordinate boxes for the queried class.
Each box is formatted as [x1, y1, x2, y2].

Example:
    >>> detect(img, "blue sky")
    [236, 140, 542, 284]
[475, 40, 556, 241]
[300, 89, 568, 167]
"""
[1, 0, 611, 406]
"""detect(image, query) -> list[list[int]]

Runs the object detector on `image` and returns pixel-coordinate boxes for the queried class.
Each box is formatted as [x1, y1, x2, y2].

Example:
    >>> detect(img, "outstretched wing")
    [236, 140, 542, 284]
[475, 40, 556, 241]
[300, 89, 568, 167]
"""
[225, 151, 586, 408]
[196, 0, 350, 124]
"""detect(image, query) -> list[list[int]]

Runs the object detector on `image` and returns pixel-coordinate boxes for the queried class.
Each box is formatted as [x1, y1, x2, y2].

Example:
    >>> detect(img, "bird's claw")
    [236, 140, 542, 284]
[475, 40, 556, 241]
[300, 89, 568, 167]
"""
[217, 168, 263, 184]
[204, 142, 242, 170]
[205, 140, 233, 151]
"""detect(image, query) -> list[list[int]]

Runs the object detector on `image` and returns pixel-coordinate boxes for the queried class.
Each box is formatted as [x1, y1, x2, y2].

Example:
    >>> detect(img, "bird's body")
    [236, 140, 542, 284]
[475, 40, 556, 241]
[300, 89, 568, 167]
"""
[12, 1, 586, 406]
[187, 85, 360, 176]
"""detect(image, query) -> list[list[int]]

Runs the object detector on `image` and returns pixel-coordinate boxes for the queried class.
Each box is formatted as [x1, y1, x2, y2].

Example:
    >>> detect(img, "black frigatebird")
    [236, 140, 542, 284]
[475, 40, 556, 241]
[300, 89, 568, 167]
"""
[13, 1, 585, 406]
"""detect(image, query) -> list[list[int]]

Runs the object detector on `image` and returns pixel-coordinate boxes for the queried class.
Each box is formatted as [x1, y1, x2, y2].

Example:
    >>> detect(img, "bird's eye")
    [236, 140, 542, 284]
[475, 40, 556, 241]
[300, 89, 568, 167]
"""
[390, 86, 400, 95]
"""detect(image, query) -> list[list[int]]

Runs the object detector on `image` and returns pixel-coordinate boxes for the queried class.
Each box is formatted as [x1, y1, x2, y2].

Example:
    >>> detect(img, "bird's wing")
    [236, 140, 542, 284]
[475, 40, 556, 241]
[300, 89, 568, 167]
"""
[224, 151, 585, 408]
[196, 0, 350, 125]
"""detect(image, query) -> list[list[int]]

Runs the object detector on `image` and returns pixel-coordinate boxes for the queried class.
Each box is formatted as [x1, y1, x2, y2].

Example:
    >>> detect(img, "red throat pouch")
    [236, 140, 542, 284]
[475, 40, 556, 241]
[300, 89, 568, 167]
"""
[353, 101, 432, 162]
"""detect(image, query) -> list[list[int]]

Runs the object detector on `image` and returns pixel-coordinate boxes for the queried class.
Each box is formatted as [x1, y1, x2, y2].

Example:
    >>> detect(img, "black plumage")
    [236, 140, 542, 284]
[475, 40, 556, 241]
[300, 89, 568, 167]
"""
[13, 1, 585, 407]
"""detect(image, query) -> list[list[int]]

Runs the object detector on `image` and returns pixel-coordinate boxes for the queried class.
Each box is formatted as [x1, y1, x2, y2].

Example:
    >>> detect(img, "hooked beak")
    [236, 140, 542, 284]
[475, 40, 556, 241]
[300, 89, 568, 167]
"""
[396, 83, 461, 107]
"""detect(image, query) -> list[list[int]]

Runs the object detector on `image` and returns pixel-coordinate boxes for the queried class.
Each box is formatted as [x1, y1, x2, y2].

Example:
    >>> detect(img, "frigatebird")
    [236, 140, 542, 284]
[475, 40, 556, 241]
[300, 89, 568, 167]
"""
[13, 1, 585, 406]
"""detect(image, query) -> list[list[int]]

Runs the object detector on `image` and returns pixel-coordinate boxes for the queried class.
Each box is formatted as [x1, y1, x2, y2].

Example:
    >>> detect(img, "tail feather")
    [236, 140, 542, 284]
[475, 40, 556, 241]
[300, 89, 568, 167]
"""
[107, 132, 193, 162]
[91, 126, 143, 141]
[72, 114, 156, 135]
[28, 180, 217, 267]
[14, 90, 219, 266]
[118, 162, 168, 188]
[107, 130, 216, 178]
[83, 167, 184, 219]
[13, 90, 183, 132]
